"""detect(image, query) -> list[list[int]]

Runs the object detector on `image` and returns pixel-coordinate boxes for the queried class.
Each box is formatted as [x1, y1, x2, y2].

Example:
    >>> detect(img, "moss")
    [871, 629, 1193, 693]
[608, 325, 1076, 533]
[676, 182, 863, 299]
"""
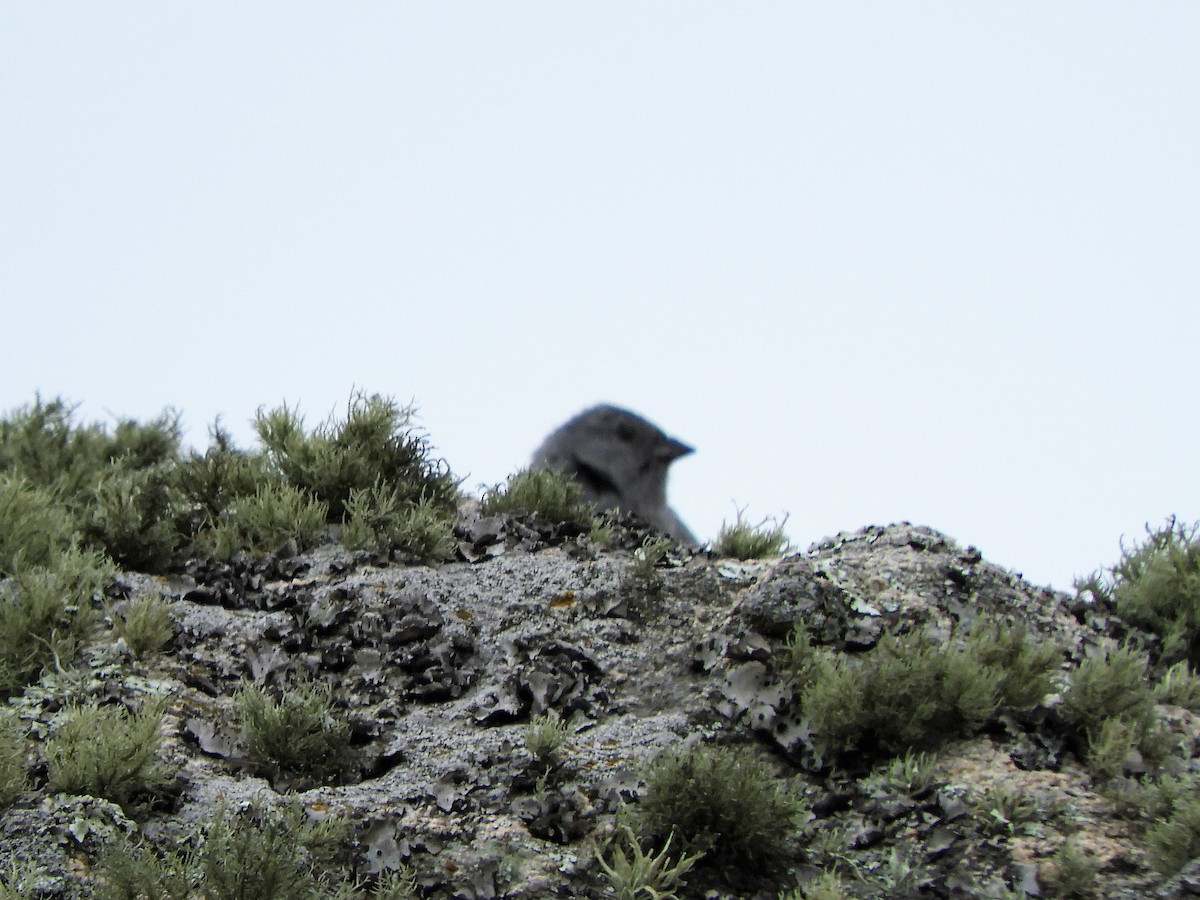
[522, 710, 570, 763]
[79, 462, 179, 572]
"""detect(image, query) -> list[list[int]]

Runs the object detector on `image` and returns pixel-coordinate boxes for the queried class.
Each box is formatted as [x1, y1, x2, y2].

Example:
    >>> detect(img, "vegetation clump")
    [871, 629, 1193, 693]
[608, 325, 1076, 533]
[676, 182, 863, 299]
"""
[109, 591, 176, 658]
[636, 743, 804, 870]
[797, 622, 1060, 761]
[1077, 517, 1200, 667]
[254, 392, 459, 522]
[94, 803, 373, 900]
[1058, 643, 1164, 773]
[0, 547, 110, 696]
[236, 678, 357, 784]
[479, 468, 595, 525]
[340, 481, 456, 564]
[523, 709, 570, 763]
[598, 825, 700, 900]
[0, 712, 28, 808]
[44, 696, 170, 808]
[713, 508, 791, 559]
[201, 482, 329, 560]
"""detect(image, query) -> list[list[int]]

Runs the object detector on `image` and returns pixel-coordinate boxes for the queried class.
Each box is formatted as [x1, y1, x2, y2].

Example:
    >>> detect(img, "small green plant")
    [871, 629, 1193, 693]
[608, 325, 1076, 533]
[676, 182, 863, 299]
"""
[94, 835, 195, 900]
[624, 535, 672, 600]
[201, 482, 329, 560]
[109, 592, 175, 658]
[798, 622, 1060, 762]
[1154, 660, 1200, 710]
[0, 547, 109, 696]
[1077, 517, 1200, 667]
[1059, 644, 1158, 761]
[0, 712, 28, 807]
[236, 678, 357, 783]
[255, 392, 459, 522]
[0, 474, 76, 575]
[971, 778, 1041, 837]
[200, 803, 348, 900]
[597, 825, 700, 900]
[79, 461, 179, 573]
[523, 709, 570, 762]
[637, 743, 804, 869]
[1043, 838, 1098, 898]
[1137, 787, 1200, 873]
[714, 507, 790, 560]
[779, 871, 852, 899]
[863, 748, 940, 797]
[341, 482, 456, 564]
[479, 468, 595, 525]
[45, 696, 170, 808]
[0, 863, 37, 900]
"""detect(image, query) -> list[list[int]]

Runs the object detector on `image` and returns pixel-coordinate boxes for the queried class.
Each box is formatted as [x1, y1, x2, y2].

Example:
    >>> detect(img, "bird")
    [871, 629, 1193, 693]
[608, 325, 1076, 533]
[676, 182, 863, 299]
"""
[531, 405, 697, 545]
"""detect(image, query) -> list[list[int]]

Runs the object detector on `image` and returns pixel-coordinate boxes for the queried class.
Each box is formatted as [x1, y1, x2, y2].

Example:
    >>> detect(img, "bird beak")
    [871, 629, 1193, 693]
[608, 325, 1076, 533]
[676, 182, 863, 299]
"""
[662, 438, 694, 461]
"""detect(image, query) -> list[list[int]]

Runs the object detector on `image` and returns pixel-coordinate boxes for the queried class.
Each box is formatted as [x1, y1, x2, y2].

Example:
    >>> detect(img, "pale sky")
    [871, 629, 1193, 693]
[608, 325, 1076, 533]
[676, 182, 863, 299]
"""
[3, 4, 1198, 591]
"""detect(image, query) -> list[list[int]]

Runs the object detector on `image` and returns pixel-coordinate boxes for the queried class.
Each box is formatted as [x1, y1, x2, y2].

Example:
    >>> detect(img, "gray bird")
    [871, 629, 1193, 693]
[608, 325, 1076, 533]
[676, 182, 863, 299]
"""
[531, 405, 697, 545]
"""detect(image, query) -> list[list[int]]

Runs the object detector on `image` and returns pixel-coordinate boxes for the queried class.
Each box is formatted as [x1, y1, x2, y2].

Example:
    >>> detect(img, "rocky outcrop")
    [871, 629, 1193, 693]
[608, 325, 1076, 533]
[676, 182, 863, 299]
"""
[2, 518, 1197, 898]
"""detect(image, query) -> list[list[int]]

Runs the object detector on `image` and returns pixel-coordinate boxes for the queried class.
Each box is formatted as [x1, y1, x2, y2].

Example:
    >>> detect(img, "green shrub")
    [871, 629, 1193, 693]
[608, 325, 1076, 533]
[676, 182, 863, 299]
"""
[1155, 660, 1200, 710]
[0, 397, 181, 499]
[479, 468, 595, 525]
[200, 803, 348, 900]
[109, 592, 176, 658]
[45, 697, 170, 808]
[799, 623, 1059, 761]
[1078, 517, 1200, 666]
[967, 621, 1062, 709]
[1043, 838, 1098, 898]
[1060, 644, 1156, 736]
[0, 712, 28, 807]
[636, 743, 804, 869]
[0, 474, 76, 576]
[862, 748, 940, 797]
[79, 462, 179, 572]
[713, 508, 790, 559]
[801, 632, 1000, 758]
[598, 825, 700, 900]
[0, 547, 109, 696]
[341, 481, 456, 564]
[236, 679, 357, 783]
[94, 836, 194, 900]
[0, 864, 37, 900]
[201, 482, 329, 560]
[255, 392, 458, 522]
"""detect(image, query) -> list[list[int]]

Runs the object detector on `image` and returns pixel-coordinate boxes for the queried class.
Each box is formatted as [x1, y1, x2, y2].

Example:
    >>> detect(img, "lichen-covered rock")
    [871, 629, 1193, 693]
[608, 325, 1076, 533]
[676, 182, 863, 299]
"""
[0, 519, 1193, 898]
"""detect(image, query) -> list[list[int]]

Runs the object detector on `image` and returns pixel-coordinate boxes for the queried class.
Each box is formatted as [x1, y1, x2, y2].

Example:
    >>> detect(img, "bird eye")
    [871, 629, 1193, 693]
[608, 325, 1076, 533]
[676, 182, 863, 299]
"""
[616, 423, 636, 442]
